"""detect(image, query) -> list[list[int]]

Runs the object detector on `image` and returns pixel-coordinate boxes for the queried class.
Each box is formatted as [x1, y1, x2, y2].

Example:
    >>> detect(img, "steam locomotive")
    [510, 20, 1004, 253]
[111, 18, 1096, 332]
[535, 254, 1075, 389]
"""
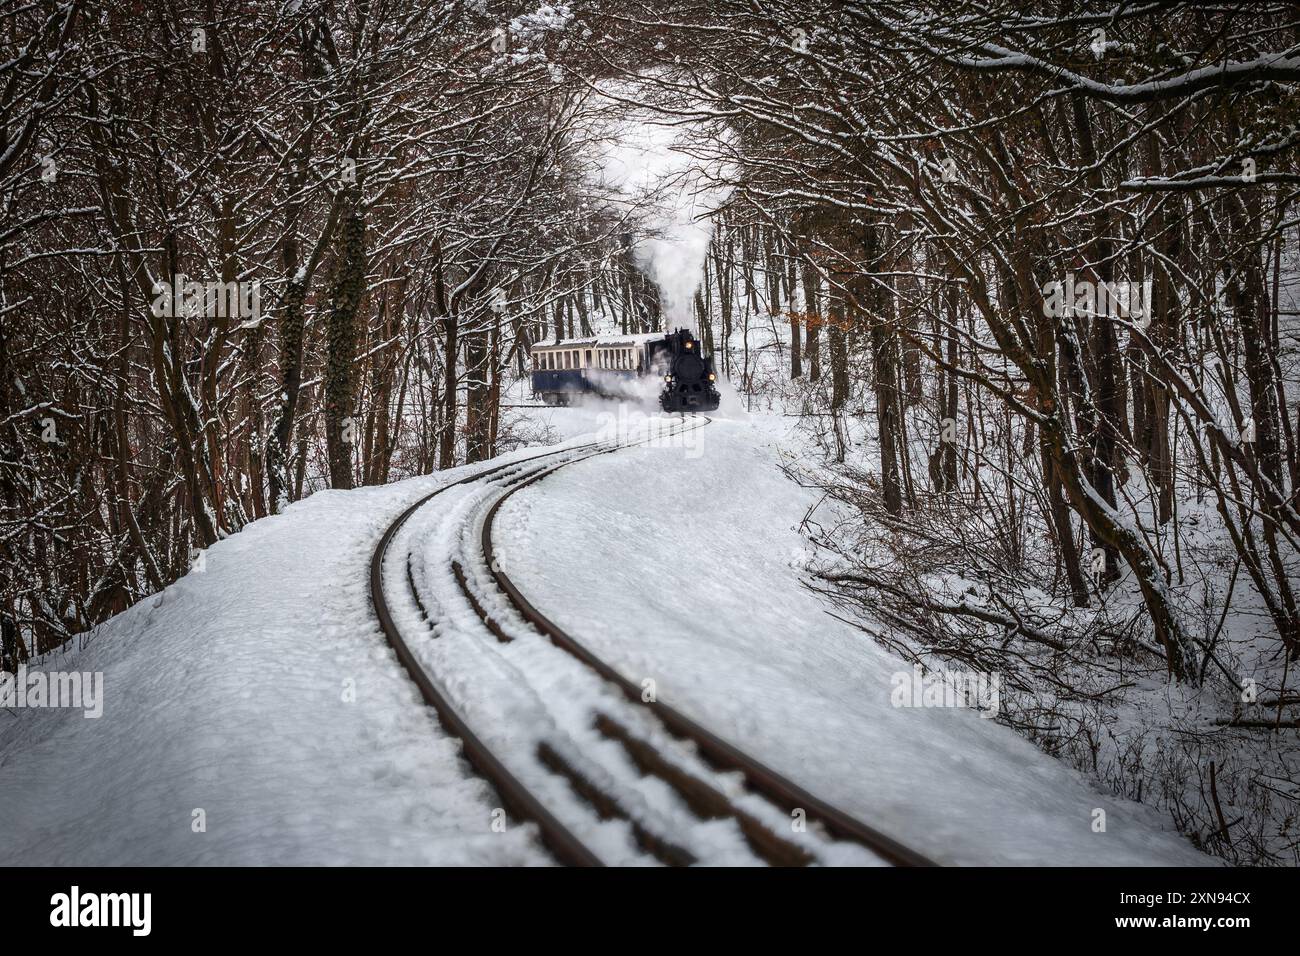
[530, 328, 721, 412]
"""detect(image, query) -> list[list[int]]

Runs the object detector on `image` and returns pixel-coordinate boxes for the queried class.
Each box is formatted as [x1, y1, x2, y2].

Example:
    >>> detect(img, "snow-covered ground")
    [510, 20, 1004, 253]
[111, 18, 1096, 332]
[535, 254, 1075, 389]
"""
[0, 392, 1209, 865]
[493, 404, 1210, 866]
[705, 313, 1299, 865]
[0, 448, 576, 866]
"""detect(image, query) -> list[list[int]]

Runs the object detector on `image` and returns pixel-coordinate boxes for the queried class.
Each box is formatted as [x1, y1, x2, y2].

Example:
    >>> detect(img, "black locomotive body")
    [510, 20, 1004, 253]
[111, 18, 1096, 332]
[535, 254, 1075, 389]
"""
[647, 329, 721, 412]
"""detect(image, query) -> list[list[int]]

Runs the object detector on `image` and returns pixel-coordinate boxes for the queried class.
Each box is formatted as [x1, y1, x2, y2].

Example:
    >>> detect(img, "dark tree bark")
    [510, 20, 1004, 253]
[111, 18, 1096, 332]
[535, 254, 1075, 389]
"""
[801, 257, 820, 382]
[324, 213, 366, 490]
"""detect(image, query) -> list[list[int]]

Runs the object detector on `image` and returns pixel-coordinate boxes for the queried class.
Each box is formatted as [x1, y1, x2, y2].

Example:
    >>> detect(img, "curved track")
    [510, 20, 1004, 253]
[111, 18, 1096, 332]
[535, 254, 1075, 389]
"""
[370, 417, 935, 867]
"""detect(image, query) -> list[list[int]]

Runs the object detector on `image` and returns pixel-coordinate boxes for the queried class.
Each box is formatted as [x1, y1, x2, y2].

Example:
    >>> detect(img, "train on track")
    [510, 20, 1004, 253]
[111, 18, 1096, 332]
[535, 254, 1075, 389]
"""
[530, 328, 721, 412]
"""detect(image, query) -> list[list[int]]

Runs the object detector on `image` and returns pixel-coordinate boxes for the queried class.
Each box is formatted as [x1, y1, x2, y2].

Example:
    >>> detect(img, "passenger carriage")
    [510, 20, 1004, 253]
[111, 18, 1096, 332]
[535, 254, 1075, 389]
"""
[530, 333, 663, 405]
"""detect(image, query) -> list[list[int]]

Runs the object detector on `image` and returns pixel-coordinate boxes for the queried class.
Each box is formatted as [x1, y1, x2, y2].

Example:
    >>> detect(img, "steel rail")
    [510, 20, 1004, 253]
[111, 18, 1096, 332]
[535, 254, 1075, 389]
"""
[478, 417, 937, 868]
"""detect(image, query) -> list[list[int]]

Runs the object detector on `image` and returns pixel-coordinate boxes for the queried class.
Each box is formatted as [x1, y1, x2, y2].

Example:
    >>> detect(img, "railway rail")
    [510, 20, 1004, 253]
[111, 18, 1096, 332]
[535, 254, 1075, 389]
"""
[369, 416, 935, 867]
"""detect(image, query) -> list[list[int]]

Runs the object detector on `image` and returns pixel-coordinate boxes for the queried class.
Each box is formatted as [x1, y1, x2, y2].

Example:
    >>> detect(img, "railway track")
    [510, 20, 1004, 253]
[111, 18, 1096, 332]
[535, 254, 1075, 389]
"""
[370, 416, 935, 867]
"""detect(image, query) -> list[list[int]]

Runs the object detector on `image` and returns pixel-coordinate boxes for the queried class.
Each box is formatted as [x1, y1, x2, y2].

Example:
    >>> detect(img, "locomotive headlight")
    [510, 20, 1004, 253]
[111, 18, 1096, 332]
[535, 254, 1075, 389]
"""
[684, 341, 693, 349]
[664, 374, 673, 383]
[708, 373, 715, 381]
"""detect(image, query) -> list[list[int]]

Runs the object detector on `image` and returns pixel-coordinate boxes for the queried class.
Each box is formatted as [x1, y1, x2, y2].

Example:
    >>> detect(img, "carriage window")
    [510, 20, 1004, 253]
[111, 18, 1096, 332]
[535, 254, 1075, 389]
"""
[532, 354, 539, 370]
[549, 353, 556, 370]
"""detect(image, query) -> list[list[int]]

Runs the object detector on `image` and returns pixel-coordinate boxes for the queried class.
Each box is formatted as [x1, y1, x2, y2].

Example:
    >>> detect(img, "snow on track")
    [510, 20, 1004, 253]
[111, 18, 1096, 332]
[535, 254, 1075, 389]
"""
[492, 412, 1212, 866]
[383, 417, 880, 865]
[0, 451, 589, 866]
[0, 404, 1211, 866]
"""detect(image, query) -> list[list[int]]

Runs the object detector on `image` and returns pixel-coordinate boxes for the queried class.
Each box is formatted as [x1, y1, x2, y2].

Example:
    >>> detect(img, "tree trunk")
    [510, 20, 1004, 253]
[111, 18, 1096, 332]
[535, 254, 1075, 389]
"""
[324, 213, 366, 490]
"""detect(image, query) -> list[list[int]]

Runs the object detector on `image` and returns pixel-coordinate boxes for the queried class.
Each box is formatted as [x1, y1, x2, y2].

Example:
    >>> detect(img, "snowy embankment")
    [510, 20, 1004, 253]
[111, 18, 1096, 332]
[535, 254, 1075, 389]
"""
[493, 404, 1211, 866]
[0, 452, 566, 866]
[0, 397, 1207, 865]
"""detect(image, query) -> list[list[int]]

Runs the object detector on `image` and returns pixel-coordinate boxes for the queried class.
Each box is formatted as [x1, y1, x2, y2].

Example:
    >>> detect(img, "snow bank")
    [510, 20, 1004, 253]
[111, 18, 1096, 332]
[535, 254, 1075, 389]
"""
[493, 413, 1211, 866]
[0, 459, 557, 865]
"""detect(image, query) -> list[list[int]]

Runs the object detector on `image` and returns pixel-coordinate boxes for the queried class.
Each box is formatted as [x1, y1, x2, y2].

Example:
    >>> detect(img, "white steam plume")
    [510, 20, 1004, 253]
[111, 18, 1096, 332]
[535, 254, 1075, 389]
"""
[592, 87, 729, 332]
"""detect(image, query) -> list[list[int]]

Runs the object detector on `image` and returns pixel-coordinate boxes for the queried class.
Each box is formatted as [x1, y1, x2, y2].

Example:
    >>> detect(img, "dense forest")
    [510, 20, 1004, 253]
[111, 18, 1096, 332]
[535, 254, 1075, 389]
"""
[3, 2, 1298, 860]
